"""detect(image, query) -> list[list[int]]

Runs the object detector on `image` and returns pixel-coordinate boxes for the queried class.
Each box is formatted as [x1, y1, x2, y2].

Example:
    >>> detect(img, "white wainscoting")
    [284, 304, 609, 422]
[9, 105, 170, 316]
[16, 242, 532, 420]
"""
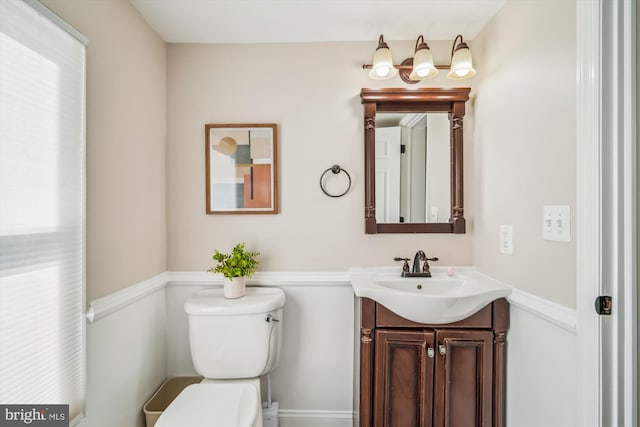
[82, 283, 168, 427]
[84, 271, 579, 427]
[506, 290, 579, 427]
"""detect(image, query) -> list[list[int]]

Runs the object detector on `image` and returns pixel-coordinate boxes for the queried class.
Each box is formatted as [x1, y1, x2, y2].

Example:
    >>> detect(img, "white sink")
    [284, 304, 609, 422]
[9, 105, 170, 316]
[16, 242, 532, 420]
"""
[349, 266, 512, 324]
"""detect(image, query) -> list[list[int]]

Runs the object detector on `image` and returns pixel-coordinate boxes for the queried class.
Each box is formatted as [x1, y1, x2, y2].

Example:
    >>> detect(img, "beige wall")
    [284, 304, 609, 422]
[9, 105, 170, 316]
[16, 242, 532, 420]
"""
[166, 41, 473, 272]
[471, 0, 577, 307]
[42, 0, 167, 300]
[41, 0, 577, 307]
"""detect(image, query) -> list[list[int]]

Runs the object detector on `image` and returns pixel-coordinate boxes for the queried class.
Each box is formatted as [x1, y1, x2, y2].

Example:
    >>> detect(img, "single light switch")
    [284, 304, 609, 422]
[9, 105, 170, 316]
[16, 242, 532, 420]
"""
[500, 225, 513, 255]
[543, 205, 571, 242]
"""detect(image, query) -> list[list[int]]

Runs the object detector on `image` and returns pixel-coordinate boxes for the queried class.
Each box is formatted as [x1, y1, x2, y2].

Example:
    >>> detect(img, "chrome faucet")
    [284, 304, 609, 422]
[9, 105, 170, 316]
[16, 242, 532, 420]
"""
[394, 251, 438, 277]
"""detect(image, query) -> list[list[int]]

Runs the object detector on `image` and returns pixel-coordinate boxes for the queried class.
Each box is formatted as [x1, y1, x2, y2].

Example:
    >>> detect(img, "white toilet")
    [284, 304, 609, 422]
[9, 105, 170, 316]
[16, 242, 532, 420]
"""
[156, 287, 285, 427]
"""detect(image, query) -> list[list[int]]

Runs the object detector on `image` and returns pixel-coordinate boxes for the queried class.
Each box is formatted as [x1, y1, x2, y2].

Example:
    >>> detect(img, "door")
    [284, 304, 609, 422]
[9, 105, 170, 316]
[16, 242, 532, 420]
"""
[374, 329, 435, 427]
[433, 330, 493, 427]
[374, 126, 401, 223]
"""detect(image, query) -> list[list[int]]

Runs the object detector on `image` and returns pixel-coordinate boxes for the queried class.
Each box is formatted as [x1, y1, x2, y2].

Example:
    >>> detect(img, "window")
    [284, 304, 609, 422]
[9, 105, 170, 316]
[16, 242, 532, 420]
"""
[0, 0, 86, 423]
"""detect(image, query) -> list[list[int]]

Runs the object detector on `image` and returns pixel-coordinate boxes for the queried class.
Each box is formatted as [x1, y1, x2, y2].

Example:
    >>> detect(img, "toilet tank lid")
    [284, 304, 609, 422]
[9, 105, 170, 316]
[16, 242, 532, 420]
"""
[185, 287, 285, 315]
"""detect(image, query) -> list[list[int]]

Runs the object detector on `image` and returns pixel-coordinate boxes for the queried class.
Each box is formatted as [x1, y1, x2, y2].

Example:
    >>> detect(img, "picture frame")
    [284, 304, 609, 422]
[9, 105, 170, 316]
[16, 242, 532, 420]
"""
[205, 123, 278, 214]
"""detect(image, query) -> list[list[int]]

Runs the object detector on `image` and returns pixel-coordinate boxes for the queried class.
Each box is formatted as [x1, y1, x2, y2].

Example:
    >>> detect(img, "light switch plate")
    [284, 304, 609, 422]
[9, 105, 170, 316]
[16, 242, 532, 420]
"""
[543, 205, 571, 242]
[500, 225, 513, 255]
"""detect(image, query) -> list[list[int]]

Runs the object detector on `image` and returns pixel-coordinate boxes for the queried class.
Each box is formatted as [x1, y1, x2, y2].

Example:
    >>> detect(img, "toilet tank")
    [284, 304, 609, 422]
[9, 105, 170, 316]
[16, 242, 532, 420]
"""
[185, 287, 285, 379]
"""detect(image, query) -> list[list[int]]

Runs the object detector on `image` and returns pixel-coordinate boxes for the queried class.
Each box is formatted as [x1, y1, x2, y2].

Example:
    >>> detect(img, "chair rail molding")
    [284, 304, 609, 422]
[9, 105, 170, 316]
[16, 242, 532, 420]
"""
[507, 289, 577, 333]
[86, 272, 169, 322]
[86, 271, 352, 322]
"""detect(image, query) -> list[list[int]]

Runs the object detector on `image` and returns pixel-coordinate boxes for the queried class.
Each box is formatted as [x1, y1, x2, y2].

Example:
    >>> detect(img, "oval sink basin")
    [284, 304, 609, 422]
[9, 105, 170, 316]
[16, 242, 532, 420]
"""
[374, 277, 465, 295]
[349, 266, 512, 324]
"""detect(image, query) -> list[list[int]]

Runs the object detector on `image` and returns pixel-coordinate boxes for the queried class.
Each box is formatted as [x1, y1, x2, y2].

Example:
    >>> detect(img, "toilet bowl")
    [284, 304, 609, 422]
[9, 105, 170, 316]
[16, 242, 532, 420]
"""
[155, 378, 261, 427]
[155, 287, 285, 427]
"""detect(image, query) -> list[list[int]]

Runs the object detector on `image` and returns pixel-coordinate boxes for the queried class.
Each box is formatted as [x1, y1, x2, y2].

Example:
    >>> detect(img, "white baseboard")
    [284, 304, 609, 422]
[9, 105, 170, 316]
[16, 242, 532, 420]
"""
[278, 410, 354, 427]
[278, 409, 353, 419]
[279, 418, 352, 427]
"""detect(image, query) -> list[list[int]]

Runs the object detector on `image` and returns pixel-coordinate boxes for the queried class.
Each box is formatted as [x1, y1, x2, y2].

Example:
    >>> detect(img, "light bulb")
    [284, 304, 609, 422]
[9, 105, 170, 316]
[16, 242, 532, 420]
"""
[376, 66, 390, 77]
[409, 38, 438, 81]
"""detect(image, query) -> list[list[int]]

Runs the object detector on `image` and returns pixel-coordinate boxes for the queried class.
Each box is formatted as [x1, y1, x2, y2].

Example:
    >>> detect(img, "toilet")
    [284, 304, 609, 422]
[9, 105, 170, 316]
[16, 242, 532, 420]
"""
[156, 287, 285, 427]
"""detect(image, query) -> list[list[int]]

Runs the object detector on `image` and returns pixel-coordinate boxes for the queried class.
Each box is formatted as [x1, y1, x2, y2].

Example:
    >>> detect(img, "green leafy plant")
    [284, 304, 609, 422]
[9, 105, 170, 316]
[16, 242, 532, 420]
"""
[208, 243, 260, 279]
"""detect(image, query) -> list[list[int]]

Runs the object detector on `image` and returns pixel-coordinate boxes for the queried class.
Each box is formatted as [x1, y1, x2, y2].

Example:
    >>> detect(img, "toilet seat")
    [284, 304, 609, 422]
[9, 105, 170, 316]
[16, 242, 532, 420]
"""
[155, 382, 260, 427]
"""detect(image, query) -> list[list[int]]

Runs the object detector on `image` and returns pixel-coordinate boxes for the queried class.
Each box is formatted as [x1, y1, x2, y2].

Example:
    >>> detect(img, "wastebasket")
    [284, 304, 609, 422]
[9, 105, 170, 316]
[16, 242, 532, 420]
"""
[143, 376, 202, 427]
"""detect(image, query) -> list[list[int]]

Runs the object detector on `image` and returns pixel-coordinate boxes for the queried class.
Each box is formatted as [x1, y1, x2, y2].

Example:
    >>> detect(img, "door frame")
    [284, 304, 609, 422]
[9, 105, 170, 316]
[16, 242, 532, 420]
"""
[576, 0, 637, 425]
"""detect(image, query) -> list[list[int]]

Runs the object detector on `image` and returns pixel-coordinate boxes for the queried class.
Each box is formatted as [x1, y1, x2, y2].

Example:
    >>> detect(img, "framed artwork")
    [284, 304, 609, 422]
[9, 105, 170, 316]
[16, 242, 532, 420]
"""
[205, 123, 278, 214]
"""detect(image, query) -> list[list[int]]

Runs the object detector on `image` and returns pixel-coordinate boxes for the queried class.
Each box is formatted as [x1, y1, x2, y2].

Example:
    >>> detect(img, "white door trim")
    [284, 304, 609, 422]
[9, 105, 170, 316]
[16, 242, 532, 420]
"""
[575, 0, 602, 425]
[577, 0, 638, 426]
[621, 3, 638, 425]
[619, 0, 637, 424]
[600, 0, 638, 425]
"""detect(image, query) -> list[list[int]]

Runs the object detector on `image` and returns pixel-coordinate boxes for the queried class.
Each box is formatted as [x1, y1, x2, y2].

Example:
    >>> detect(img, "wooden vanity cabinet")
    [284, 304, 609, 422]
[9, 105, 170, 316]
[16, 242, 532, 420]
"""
[360, 298, 509, 427]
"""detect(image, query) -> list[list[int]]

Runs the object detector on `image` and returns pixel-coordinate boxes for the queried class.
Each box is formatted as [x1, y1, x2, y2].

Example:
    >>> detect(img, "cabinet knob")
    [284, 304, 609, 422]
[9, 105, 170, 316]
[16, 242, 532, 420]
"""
[439, 344, 447, 356]
[427, 347, 435, 358]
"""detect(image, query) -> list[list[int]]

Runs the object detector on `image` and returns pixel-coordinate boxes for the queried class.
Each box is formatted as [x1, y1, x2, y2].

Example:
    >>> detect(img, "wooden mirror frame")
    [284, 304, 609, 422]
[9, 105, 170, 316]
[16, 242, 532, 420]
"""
[361, 88, 470, 234]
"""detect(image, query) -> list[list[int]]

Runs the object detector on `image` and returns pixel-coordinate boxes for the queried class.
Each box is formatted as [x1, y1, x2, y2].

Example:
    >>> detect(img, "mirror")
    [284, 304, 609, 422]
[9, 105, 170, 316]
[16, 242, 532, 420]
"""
[360, 88, 470, 233]
[374, 112, 450, 224]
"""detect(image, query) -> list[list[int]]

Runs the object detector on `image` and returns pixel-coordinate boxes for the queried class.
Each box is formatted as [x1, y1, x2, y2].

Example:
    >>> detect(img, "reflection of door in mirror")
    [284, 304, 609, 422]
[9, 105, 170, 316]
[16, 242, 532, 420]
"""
[375, 126, 401, 223]
[425, 113, 450, 223]
[375, 113, 450, 224]
[402, 115, 428, 223]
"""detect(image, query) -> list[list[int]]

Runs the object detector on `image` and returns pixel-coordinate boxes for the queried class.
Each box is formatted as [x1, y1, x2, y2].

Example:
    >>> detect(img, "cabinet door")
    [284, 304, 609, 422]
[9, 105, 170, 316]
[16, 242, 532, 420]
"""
[433, 330, 493, 427]
[374, 330, 436, 427]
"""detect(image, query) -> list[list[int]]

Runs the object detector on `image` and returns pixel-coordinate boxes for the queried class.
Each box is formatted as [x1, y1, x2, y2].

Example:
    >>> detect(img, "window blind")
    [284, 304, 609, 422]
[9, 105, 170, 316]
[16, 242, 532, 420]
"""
[0, 0, 86, 423]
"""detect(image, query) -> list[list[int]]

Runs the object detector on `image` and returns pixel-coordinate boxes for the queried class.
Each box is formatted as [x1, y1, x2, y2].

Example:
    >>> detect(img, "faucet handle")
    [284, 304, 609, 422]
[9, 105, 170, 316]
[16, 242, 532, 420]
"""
[422, 257, 439, 273]
[393, 257, 411, 272]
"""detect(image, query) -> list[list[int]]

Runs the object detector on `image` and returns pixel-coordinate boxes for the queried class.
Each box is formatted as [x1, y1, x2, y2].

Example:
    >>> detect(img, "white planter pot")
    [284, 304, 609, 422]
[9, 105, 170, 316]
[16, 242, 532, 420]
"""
[223, 277, 246, 299]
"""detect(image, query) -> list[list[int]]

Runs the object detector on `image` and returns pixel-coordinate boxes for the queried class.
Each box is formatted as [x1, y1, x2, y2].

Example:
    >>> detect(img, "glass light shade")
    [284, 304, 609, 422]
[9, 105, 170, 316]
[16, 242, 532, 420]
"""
[409, 47, 438, 80]
[369, 46, 397, 80]
[447, 45, 476, 79]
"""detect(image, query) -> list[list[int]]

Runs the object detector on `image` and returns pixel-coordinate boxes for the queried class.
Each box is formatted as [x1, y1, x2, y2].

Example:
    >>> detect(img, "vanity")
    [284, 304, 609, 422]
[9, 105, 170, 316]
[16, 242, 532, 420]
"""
[351, 267, 511, 427]
[354, 88, 510, 426]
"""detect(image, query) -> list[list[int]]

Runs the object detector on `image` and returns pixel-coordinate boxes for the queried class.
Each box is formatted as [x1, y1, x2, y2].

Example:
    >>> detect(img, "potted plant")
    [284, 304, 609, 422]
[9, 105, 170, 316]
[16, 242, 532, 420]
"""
[208, 243, 259, 298]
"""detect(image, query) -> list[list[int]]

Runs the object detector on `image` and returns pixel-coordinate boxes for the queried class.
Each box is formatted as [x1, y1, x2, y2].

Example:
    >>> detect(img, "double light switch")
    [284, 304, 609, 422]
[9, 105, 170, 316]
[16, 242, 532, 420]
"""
[543, 205, 571, 242]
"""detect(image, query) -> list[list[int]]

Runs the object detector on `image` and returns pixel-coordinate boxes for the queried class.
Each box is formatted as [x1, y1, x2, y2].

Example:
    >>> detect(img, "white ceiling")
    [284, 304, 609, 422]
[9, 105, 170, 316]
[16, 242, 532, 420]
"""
[128, 0, 506, 44]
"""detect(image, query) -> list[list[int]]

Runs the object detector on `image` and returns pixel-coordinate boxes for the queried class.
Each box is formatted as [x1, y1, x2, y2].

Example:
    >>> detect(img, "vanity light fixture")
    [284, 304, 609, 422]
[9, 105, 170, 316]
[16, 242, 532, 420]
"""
[447, 34, 476, 79]
[362, 34, 476, 84]
[409, 35, 438, 80]
[369, 34, 397, 80]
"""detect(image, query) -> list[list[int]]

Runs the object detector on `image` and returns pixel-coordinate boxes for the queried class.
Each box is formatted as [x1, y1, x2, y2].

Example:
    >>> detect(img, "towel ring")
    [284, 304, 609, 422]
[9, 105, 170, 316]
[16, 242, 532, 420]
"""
[320, 165, 351, 198]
